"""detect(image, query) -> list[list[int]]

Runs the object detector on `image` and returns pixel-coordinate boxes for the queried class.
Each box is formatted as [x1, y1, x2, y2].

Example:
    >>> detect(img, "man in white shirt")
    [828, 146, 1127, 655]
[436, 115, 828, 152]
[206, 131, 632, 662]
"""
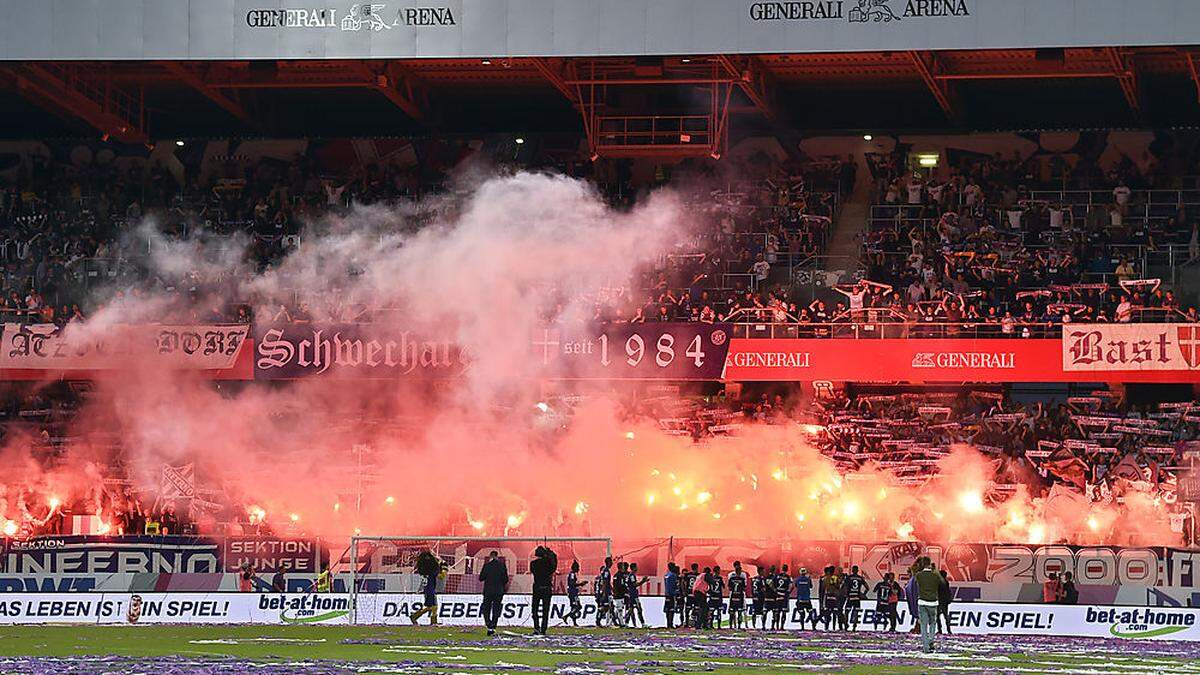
[1115, 297, 1133, 322]
[1113, 182, 1131, 208]
[927, 182, 945, 206]
[898, 276, 919, 301]
[906, 178, 924, 205]
[751, 254, 770, 283]
[1108, 204, 1123, 228]
[1006, 207, 1024, 229]
[963, 180, 982, 207]
[835, 280, 891, 312]
[1048, 203, 1071, 230]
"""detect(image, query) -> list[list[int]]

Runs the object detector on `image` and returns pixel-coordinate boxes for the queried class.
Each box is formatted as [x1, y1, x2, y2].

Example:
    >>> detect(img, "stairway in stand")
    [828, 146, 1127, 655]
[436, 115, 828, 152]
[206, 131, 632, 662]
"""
[823, 152, 873, 274]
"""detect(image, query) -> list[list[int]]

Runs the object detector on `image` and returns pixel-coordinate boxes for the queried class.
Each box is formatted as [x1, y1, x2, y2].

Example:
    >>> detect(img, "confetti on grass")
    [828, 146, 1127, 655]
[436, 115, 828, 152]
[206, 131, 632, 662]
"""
[1, 629, 1199, 674]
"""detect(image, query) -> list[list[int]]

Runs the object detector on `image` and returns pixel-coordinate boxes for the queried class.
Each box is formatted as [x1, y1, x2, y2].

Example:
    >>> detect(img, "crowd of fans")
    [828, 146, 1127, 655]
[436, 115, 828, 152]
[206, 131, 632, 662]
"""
[641, 383, 1197, 544]
[0, 137, 1197, 544]
[856, 148, 1198, 332]
[4, 138, 1195, 331]
[809, 387, 1194, 498]
[2, 141, 855, 327]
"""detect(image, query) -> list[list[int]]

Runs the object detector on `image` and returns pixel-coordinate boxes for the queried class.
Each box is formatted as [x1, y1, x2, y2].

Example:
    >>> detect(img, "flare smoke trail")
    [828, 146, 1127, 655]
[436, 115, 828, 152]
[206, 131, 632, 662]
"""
[0, 169, 1182, 546]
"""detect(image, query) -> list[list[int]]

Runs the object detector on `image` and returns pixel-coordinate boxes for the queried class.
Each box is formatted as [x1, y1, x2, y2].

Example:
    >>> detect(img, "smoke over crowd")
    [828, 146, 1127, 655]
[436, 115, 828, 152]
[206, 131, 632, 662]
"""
[0, 168, 1184, 547]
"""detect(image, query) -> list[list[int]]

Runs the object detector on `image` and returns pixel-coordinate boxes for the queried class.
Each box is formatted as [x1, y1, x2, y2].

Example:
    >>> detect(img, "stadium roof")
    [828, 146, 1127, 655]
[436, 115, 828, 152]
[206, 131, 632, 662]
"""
[3, 47, 1198, 149]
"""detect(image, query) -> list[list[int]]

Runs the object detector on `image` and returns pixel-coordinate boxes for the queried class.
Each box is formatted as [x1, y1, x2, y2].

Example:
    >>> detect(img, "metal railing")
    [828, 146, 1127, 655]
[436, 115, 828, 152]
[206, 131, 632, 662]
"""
[1027, 188, 1200, 209]
[733, 320, 1063, 340]
[595, 115, 714, 149]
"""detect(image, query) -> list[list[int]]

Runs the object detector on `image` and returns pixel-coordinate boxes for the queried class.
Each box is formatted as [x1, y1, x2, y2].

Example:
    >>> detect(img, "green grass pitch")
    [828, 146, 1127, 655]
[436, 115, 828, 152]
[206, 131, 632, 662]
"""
[0, 624, 1197, 673]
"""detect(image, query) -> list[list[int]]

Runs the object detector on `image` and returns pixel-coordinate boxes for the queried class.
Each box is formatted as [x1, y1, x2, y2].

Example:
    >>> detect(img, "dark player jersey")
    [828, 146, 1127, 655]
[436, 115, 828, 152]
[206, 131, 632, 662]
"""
[593, 574, 609, 599]
[873, 580, 897, 603]
[728, 572, 747, 598]
[612, 571, 627, 599]
[762, 574, 778, 600]
[625, 573, 641, 598]
[567, 571, 580, 598]
[598, 567, 612, 595]
[774, 573, 793, 599]
[682, 571, 698, 595]
[707, 574, 724, 599]
[751, 575, 769, 598]
[845, 574, 868, 600]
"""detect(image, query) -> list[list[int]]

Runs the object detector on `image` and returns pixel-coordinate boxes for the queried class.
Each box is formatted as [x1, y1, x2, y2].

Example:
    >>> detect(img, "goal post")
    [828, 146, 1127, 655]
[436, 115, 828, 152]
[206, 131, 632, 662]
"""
[345, 535, 613, 625]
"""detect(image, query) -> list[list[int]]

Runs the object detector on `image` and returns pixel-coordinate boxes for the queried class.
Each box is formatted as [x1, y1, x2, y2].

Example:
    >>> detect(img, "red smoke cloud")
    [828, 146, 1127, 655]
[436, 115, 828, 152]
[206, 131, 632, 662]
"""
[0, 171, 1183, 547]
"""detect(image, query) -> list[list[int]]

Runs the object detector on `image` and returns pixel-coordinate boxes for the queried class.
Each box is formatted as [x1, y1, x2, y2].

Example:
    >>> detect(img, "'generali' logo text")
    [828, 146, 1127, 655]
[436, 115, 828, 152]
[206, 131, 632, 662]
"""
[729, 351, 811, 368]
[912, 352, 1014, 369]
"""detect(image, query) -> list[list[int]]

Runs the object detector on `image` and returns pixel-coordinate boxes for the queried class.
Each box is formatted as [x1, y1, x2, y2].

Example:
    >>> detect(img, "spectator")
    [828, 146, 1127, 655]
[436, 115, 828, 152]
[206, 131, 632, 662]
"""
[1042, 571, 1062, 603]
[751, 253, 770, 283]
[937, 569, 952, 634]
[914, 558, 941, 653]
[1060, 572, 1078, 605]
[529, 546, 558, 635]
[238, 561, 256, 592]
[478, 551, 509, 636]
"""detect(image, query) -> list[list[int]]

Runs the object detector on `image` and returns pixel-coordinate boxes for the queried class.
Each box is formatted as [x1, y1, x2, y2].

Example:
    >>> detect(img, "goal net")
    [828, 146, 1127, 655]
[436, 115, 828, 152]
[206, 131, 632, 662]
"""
[344, 536, 612, 624]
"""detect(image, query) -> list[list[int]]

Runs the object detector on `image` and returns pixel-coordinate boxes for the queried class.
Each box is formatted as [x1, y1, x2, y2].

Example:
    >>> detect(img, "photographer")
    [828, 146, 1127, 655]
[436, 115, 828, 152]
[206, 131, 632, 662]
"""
[479, 551, 509, 637]
[529, 545, 558, 635]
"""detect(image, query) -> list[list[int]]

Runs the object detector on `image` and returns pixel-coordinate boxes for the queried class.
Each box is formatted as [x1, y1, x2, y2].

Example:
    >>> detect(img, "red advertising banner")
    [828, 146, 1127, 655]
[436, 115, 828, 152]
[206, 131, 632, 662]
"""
[722, 337, 1200, 383]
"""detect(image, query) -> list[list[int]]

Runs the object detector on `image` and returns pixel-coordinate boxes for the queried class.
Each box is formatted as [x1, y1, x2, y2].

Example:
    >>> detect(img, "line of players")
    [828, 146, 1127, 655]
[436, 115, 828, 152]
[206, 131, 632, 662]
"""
[564, 557, 905, 631]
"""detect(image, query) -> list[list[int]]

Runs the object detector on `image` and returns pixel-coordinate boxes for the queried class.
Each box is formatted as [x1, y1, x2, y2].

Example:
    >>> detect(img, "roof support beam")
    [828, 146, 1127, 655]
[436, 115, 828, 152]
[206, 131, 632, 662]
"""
[372, 62, 430, 123]
[160, 62, 253, 125]
[1188, 52, 1200, 104]
[196, 61, 430, 123]
[530, 57, 581, 109]
[716, 55, 779, 121]
[935, 71, 1113, 80]
[908, 51, 957, 122]
[1106, 47, 1141, 114]
[9, 64, 147, 143]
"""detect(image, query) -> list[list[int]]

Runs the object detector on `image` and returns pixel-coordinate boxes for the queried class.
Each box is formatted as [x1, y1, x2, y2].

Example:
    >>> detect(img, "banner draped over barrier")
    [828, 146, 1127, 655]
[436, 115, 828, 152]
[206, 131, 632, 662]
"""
[0, 536, 323, 576]
[0, 322, 1195, 382]
[0, 323, 249, 371]
[722, 326, 1200, 383]
[5, 537, 1199, 606]
[0, 592, 1196, 641]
